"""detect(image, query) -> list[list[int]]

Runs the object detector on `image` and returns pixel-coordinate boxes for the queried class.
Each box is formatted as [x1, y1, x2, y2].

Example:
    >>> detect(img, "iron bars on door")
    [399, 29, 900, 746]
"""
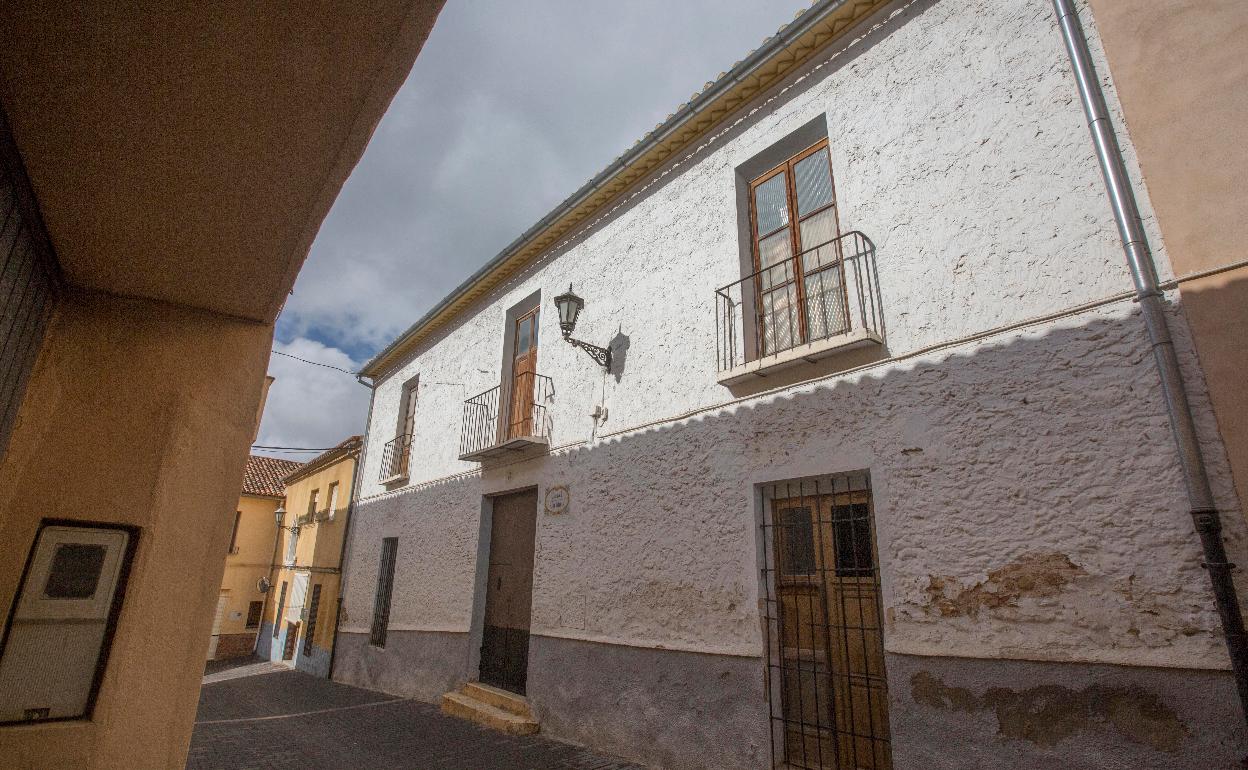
[760, 472, 892, 770]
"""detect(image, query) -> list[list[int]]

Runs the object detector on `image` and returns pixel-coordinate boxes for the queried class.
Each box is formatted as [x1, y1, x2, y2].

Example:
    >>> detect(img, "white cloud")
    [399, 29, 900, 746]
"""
[256, 338, 371, 461]
[266, 1, 801, 451]
[276, 0, 801, 355]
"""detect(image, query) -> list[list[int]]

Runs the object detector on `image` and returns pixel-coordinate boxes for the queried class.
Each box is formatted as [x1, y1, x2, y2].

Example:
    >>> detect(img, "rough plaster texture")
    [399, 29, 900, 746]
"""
[889, 653, 1246, 768]
[333, 631, 469, 702]
[527, 636, 769, 770]
[338, 0, 1248, 762]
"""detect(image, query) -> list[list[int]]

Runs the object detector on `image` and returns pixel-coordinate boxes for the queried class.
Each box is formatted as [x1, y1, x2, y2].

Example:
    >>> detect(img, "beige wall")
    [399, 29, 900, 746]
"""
[1089, 0, 1248, 512]
[0, 289, 272, 769]
[217, 494, 280, 642]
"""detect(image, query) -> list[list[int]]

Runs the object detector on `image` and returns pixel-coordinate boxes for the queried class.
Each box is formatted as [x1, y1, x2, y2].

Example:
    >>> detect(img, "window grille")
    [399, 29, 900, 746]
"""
[370, 538, 398, 647]
[0, 109, 62, 461]
[303, 584, 322, 656]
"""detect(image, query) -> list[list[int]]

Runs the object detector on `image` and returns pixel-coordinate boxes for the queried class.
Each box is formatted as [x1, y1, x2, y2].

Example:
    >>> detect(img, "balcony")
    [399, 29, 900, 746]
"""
[378, 433, 412, 484]
[459, 371, 554, 462]
[715, 230, 883, 386]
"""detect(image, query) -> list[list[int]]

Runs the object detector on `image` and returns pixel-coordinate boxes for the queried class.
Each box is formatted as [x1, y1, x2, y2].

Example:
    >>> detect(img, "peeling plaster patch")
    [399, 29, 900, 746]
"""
[910, 671, 1189, 752]
[925, 552, 1087, 617]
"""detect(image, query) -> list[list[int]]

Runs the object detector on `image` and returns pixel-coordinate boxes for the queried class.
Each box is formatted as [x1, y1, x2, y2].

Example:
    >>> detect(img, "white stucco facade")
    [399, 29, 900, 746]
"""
[336, 0, 1247, 766]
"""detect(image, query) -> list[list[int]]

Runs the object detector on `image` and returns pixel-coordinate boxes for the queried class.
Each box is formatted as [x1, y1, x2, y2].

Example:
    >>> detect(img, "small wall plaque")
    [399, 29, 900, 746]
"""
[544, 485, 570, 515]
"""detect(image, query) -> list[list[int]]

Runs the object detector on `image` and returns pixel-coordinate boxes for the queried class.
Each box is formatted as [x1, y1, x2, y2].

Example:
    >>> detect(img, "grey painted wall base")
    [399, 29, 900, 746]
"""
[887, 653, 1247, 769]
[255, 620, 275, 660]
[333, 630, 469, 701]
[296, 642, 332, 678]
[527, 635, 770, 770]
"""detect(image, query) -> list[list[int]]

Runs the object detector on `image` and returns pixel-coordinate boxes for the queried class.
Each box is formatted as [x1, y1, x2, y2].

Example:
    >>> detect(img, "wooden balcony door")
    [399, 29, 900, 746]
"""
[769, 484, 890, 769]
[507, 307, 538, 440]
[748, 139, 846, 357]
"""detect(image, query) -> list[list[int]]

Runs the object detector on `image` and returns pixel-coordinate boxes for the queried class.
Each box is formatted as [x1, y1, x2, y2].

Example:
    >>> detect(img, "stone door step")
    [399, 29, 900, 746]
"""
[441, 690, 539, 736]
[460, 681, 532, 717]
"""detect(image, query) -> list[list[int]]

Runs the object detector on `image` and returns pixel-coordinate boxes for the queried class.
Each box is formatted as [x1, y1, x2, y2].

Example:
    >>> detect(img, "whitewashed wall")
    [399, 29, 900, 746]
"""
[343, 0, 1245, 672]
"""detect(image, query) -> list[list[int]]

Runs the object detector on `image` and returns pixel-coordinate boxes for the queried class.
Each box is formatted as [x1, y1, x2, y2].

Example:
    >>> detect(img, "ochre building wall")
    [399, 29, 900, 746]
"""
[214, 494, 281, 657]
[1087, 0, 1248, 516]
[0, 289, 272, 769]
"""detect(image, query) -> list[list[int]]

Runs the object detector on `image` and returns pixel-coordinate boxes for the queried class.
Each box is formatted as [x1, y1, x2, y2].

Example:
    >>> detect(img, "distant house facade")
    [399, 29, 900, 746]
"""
[336, 1, 1248, 768]
[260, 437, 361, 677]
[209, 455, 301, 660]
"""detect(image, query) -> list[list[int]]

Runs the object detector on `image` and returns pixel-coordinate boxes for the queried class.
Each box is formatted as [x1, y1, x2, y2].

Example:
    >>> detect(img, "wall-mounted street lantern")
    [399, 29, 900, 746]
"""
[553, 284, 612, 370]
[274, 506, 302, 536]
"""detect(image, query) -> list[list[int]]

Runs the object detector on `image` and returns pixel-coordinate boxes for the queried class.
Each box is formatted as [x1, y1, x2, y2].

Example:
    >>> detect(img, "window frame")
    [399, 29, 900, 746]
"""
[227, 510, 241, 554]
[370, 538, 398, 648]
[303, 583, 322, 657]
[746, 138, 848, 352]
[245, 600, 263, 629]
[326, 481, 340, 522]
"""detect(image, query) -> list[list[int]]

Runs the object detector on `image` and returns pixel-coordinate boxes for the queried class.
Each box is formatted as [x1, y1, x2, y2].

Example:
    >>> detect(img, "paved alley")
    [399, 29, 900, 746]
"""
[188, 669, 643, 770]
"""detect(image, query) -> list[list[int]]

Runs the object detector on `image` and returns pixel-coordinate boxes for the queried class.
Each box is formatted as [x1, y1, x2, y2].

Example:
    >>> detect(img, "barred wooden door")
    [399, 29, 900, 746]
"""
[764, 474, 890, 769]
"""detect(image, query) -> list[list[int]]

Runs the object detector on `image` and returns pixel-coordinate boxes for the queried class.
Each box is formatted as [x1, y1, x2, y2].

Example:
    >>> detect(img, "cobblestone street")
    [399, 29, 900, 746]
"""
[188, 669, 643, 770]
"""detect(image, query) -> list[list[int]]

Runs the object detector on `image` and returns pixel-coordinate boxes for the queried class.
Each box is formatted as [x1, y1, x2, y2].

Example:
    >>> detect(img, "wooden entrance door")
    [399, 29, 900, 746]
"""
[769, 481, 890, 769]
[479, 489, 538, 695]
[507, 308, 539, 440]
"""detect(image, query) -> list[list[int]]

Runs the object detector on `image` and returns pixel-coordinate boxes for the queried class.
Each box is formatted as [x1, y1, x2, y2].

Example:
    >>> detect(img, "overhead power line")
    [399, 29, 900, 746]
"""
[271, 349, 357, 375]
[251, 444, 337, 452]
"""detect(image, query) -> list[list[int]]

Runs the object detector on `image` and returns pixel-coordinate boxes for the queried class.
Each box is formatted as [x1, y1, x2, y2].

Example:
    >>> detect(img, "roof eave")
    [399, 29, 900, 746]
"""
[360, 0, 887, 380]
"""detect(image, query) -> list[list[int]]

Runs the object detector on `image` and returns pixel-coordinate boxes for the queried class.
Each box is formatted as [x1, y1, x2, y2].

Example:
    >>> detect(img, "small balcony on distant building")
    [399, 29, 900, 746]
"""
[378, 433, 412, 484]
[715, 230, 884, 386]
[459, 371, 554, 462]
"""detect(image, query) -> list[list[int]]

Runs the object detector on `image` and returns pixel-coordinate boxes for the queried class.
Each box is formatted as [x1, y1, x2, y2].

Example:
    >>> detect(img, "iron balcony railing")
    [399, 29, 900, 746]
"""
[459, 371, 554, 458]
[379, 432, 412, 481]
[716, 231, 883, 374]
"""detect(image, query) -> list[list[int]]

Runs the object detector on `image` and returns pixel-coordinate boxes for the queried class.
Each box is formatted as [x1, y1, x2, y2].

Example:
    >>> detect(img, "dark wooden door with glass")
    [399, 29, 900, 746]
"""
[507, 308, 539, 440]
[479, 489, 538, 695]
[765, 476, 891, 769]
[749, 139, 848, 357]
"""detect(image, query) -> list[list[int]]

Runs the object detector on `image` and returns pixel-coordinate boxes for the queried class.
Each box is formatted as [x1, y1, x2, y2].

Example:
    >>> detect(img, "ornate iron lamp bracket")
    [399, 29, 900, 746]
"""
[563, 333, 612, 370]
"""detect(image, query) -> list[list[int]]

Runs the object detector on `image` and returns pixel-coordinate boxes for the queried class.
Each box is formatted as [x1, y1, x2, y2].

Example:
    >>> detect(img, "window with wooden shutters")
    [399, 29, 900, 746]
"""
[227, 511, 241, 554]
[274, 581, 288, 633]
[303, 584, 322, 656]
[370, 538, 398, 647]
[327, 481, 340, 521]
[748, 139, 846, 357]
[245, 601, 263, 629]
[306, 489, 319, 523]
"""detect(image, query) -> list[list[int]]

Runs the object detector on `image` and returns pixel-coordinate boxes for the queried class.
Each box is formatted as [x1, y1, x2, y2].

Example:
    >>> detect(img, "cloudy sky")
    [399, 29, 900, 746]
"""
[257, 1, 801, 459]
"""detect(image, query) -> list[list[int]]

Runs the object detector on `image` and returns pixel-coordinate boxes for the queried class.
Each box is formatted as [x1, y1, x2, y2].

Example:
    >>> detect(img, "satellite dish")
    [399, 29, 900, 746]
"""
[257, 576, 271, 594]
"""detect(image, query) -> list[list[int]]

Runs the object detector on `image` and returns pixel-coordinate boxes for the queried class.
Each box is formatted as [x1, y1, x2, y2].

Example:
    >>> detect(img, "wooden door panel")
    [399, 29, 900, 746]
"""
[771, 487, 890, 769]
[480, 489, 538, 694]
[508, 309, 538, 439]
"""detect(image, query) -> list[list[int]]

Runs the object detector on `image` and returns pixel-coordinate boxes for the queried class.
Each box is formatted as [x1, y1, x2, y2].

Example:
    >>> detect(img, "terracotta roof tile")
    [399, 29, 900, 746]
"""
[242, 454, 303, 498]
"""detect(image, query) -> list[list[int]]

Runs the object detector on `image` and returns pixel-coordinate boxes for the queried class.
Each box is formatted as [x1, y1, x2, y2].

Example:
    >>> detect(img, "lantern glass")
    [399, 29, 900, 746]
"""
[553, 285, 584, 335]
[274, 507, 285, 528]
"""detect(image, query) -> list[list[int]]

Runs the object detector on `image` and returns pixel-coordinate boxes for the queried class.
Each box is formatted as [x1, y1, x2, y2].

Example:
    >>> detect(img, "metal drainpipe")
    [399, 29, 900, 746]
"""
[1051, 0, 1248, 722]
[327, 375, 377, 681]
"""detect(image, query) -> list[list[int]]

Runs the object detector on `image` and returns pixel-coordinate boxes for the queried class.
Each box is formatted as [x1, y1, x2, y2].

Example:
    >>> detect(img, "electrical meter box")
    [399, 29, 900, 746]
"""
[0, 523, 134, 723]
